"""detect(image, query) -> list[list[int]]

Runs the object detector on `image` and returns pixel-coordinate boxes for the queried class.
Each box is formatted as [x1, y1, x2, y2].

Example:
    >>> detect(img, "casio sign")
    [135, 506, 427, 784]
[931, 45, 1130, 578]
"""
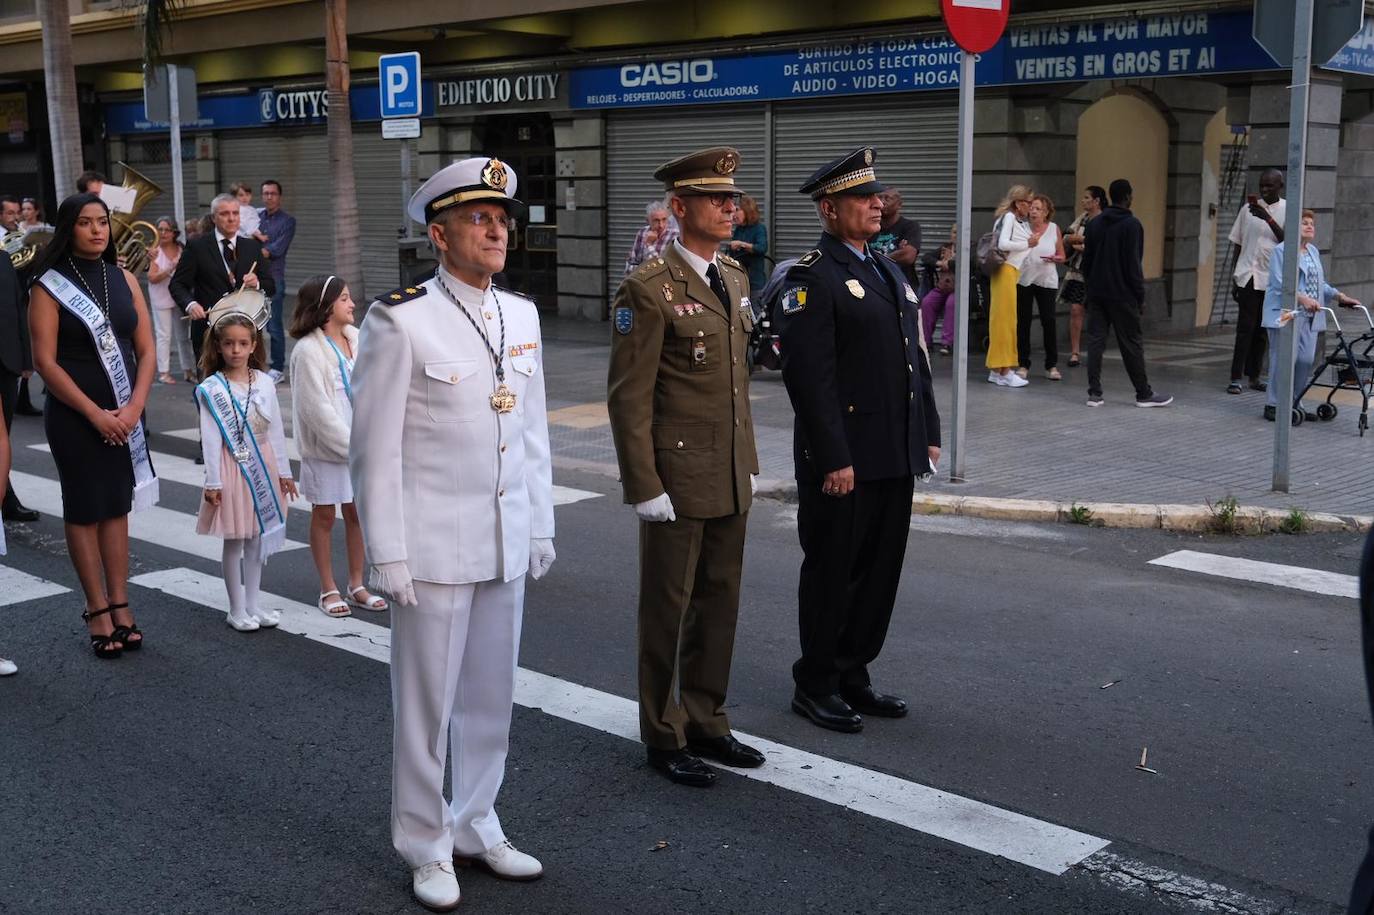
[619, 59, 716, 87]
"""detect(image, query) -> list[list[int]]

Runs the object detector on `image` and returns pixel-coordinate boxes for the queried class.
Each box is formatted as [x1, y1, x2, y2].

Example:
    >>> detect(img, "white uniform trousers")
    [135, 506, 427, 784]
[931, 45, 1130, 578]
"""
[391, 576, 524, 868]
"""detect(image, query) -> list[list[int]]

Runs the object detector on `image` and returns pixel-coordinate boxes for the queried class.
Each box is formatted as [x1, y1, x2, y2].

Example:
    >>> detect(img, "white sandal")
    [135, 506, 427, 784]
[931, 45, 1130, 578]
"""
[347, 585, 389, 612]
[318, 590, 351, 618]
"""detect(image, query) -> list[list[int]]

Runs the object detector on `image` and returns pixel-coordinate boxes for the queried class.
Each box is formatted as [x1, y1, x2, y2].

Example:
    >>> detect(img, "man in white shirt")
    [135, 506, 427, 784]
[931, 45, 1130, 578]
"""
[1226, 168, 1286, 395]
[351, 157, 555, 913]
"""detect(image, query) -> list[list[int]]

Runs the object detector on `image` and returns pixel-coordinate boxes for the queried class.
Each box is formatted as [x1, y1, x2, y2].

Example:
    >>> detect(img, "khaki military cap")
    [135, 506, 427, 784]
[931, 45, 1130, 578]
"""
[653, 147, 742, 194]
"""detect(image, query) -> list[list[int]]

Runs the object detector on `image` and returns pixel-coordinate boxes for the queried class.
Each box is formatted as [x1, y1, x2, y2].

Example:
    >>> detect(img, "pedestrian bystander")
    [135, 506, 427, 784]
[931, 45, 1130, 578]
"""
[624, 199, 677, 276]
[257, 180, 296, 380]
[19, 198, 47, 232]
[870, 187, 922, 291]
[231, 181, 262, 242]
[146, 217, 191, 384]
[288, 273, 387, 617]
[1017, 193, 1065, 380]
[919, 227, 956, 355]
[75, 171, 105, 195]
[1226, 169, 1286, 395]
[728, 193, 769, 294]
[986, 185, 1035, 387]
[1261, 209, 1359, 422]
[1061, 186, 1105, 367]
[1082, 179, 1171, 407]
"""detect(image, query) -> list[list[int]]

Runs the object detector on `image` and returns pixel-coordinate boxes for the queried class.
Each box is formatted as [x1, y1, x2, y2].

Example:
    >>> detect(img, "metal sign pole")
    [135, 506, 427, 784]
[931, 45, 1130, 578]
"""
[400, 141, 413, 239]
[950, 50, 974, 482]
[167, 63, 187, 238]
[1271, 0, 1314, 492]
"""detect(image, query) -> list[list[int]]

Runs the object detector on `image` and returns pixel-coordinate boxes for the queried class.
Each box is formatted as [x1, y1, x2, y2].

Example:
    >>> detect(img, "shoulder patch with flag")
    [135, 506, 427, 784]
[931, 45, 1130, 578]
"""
[780, 286, 808, 316]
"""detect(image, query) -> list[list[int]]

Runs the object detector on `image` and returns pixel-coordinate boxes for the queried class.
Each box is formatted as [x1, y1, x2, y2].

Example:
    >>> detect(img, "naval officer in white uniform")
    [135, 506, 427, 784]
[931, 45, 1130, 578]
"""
[350, 157, 556, 913]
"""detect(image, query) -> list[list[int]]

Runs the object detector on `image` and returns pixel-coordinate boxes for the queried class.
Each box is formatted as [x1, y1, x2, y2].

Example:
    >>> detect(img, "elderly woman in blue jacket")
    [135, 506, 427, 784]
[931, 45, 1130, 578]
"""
[1262, 208, 1361, 421]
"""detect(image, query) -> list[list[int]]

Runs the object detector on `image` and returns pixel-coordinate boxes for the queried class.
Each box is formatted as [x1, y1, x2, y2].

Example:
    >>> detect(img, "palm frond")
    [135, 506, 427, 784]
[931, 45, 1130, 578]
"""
[138, 0, 187, 72]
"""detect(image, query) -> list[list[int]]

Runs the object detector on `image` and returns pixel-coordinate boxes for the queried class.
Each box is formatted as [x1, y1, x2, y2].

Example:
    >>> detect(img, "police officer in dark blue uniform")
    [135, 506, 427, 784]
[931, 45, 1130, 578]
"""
[775, 147, 941, 733]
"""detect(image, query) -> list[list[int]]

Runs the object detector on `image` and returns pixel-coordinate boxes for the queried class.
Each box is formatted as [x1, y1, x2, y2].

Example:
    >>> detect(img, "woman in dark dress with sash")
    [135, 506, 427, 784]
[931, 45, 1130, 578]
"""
[28, 194, 158, 658]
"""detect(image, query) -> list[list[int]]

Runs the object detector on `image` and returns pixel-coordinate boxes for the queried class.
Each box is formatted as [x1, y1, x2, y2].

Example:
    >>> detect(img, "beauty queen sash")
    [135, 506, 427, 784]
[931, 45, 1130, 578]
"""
[322, 335, 353, 404]
[197, 374, 287, 558]
[37, 269, 159, 512]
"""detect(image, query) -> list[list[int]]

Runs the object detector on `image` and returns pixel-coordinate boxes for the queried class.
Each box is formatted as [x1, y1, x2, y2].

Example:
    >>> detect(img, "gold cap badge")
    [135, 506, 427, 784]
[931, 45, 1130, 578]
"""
[481, 158, 509, 191]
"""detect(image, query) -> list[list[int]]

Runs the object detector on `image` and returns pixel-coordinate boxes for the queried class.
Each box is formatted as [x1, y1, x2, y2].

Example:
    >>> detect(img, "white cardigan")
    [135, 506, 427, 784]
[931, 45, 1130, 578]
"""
[290, 325, 358, 463]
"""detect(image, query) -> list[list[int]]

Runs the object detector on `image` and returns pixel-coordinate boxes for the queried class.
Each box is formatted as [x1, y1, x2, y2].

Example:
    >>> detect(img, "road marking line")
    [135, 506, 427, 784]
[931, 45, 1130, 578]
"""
[83, 443, 603, 508]
[9, 470, 306, 560]
[160, 426, 302, 461]
[1078, 851, 1282, 913]
[0, 563, 71, 606]
[131, 566, 1110, 876]
[1149, 549, 1358, 599]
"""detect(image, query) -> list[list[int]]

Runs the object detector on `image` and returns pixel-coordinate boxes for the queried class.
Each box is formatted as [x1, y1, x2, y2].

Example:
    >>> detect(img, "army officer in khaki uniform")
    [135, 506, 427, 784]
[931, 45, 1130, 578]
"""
[607, 147, 763, 788]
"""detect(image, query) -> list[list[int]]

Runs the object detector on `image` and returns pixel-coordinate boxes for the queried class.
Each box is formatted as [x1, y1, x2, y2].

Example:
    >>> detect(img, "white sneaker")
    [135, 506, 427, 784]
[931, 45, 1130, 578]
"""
[251, 608, 281, 628]
[412, 861, 461, 912]
[267, 368, 285, 384]
[1004, 372, 1029, 388]
[0, 657, 17, 676]
[456, 839, 544, 881]
[987, 371, 1003, 385]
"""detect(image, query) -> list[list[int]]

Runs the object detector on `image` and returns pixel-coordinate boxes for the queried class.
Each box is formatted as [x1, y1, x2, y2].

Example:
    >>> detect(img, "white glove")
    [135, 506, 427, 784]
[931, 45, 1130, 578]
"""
[370, 560, 417, 608]
[750, 474, 758, 495]
[529, 538, 556, 580]
[634, 492, 676, 523]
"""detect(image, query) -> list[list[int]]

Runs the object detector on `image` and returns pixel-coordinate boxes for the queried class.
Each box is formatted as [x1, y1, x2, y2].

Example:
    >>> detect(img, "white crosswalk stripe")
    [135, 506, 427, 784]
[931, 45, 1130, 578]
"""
[132, 565, 1111, 876]
[0, 563, 71, 606]
[1149, 549, 1358, 599]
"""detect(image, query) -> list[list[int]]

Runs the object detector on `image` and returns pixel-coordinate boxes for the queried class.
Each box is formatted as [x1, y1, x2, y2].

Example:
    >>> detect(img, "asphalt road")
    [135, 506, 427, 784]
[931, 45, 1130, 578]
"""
[1, 390, 1368, 913]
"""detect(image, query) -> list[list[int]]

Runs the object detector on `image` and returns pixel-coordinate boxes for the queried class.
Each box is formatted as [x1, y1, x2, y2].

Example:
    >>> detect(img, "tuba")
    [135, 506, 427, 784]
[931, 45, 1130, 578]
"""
[108, 162, 163, 274]
[5, 225, 52, 271]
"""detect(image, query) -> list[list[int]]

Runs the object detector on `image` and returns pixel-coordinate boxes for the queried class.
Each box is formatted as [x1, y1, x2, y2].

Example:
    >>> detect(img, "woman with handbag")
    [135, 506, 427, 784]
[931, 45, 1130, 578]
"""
[985, 186, 1036, 387]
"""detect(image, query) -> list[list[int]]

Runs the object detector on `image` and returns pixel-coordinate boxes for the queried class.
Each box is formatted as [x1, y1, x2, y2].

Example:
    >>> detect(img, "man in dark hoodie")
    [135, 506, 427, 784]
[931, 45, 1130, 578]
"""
[1081, 178, 1172, 408]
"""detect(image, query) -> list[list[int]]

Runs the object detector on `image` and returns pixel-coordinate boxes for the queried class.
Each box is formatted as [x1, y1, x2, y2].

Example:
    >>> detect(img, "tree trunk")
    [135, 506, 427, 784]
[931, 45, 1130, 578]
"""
[325, 0, 364, 304]
[40, 0, 83, 198]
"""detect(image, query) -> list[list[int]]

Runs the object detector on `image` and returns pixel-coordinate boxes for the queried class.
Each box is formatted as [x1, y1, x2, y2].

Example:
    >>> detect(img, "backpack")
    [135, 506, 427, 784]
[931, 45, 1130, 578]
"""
[976, 214, 1008, 277]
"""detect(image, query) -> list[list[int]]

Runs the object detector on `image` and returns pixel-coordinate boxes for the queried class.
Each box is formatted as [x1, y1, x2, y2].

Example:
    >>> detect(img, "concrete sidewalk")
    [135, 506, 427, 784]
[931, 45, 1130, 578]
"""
[540, 318, 1374, 523]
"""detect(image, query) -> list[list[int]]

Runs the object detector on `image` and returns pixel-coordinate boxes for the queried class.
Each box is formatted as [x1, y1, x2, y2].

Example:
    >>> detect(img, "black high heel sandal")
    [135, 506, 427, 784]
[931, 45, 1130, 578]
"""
[81, 607, 123, 659]
[108, 602, 142, 651]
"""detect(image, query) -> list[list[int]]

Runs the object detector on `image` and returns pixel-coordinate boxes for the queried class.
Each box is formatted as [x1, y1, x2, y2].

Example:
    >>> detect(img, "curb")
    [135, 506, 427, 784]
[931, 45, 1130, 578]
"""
[753, 481, 1371, 534]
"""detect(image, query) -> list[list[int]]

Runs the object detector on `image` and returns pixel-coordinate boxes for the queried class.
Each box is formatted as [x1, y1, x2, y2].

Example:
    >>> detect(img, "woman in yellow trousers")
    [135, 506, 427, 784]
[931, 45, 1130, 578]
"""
[987, 186, 1038, 387]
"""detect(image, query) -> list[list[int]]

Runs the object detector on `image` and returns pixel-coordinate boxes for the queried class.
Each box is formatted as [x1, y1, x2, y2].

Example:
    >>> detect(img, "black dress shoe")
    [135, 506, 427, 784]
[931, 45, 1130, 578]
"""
[2, 503, 38, 522]
[841, 685, 908, 718]
[1263, 405, 1276, 422]
[645, 747, 716, 787]
[687, 734, 765, 768]
[791, 689, 863, 733]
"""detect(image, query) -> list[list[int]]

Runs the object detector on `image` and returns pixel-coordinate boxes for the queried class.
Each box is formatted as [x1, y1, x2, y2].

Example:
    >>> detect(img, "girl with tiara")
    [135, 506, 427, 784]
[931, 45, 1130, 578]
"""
[196, 295, 297, 631]
[288, 274, 387, 617]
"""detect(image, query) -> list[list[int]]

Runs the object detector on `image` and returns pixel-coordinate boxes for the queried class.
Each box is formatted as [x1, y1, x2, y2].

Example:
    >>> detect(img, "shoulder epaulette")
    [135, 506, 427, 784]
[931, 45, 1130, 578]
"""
[377, 284, 428, 306]
[795, 249, 823, 269]
[493, 284, 534, 303]
[634, 256, 670, 278]
[719, 253, 743, 270]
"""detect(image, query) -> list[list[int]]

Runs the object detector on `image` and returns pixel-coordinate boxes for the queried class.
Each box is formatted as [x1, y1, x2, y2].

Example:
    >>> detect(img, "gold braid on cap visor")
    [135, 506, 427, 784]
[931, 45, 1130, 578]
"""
[425, 188, 511, 218]
[813, 167, 878, 198]
[672, 176, 738, 189]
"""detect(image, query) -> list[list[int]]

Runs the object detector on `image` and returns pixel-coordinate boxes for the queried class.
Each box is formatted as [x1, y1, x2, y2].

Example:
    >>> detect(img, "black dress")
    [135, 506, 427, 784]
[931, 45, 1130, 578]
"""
[42, 256, 146, 524]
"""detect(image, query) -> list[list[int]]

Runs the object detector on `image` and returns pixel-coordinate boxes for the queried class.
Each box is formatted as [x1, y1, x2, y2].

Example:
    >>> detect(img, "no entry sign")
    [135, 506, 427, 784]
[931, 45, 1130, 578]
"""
[941, 0, 1011, 54]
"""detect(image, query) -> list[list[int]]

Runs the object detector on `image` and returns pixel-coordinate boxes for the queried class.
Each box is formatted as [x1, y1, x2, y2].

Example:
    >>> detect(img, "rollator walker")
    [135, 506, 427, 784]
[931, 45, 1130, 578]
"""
[1291, 304, 1374, 435]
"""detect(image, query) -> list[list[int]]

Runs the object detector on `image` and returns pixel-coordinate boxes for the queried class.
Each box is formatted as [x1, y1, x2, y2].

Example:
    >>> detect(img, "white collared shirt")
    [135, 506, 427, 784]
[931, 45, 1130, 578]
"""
[1228, 197, 1286, 288]
[673, 238, 721, 286]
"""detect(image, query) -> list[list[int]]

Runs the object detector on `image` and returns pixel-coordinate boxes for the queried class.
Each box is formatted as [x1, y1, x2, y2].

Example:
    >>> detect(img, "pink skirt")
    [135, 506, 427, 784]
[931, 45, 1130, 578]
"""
[196, 440, 279, 540]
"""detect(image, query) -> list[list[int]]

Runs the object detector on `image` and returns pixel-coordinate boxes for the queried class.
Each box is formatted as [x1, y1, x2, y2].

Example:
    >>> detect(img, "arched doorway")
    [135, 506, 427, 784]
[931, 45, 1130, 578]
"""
[1074, 92, 1169, 279]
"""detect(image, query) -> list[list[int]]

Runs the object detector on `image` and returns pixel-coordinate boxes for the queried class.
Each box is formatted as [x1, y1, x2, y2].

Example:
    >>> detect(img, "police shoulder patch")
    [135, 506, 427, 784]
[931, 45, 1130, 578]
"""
[614, 305, 634, 335]
[795, 249, 823, 269]
[378, 285, 428, 306]
[780, 286, 808, 316]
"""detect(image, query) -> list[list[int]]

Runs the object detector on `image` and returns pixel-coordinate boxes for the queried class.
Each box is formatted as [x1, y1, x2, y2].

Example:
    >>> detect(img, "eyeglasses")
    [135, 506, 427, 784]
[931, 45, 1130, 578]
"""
[455, 211, 515, 230]
[703, 193, 742, 209]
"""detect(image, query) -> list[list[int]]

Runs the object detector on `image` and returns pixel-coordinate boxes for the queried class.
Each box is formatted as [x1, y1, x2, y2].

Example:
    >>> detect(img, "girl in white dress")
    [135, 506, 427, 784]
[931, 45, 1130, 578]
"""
[289, 274, 387, 617]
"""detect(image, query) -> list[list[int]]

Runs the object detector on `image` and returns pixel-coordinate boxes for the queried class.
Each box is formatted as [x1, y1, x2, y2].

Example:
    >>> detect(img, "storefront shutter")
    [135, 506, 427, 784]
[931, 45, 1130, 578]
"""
[350, 129, 416, 296]
[605, 105, 767, 301]
[771, 95, 959, 264]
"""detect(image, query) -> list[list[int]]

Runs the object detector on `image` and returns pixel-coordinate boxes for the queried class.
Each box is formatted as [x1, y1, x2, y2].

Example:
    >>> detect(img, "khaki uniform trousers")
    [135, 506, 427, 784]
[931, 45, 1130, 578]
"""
[637, 511, 748, 750]
[390, 577, 524, 868]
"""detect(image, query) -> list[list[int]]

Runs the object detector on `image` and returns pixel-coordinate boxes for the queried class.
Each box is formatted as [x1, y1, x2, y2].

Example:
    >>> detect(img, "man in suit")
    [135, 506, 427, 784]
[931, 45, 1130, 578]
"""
[0, 253, 36, 522]
[351, 157, 554, 913]
[169, 192, 273, 366]
[607, 147, 764, 789]
[775, 147, 941, 734]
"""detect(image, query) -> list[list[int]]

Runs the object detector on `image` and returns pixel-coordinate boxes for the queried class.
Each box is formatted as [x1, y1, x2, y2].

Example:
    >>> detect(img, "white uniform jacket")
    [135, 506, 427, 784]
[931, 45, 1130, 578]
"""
[349, 269, 554, 585]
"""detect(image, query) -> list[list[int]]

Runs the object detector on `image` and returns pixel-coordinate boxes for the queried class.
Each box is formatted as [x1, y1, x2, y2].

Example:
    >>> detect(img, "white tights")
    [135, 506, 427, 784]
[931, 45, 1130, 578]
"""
[222, 537, 264, 623]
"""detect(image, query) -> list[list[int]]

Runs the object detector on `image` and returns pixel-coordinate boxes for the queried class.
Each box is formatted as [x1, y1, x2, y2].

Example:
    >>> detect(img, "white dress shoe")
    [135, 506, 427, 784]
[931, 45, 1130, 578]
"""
[456, 839, 544, 881]
[412, 860, 460, 912]
[0, 657, 17, 676]
[226, 613, 260, 632]
[250, 608, 281, 628]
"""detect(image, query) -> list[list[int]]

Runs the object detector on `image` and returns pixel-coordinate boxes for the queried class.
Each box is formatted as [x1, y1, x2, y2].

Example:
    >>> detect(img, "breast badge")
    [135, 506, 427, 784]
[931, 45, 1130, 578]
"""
[661, 283, 674, 303]
[904, 283, 918, 303]
[846, 279, 865, 299]
[692, 340, 707, 364]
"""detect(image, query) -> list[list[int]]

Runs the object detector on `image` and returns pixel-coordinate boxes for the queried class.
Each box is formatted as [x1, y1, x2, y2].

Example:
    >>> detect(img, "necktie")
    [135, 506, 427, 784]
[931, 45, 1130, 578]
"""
[222, 238, 236, 283]
[706, 262, 729, 308]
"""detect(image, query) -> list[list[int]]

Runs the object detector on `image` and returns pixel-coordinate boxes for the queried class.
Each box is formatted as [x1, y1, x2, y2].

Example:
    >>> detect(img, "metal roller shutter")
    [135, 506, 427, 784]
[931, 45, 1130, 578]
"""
[350, 129, 415, 296]
[772, 95, 958, 264]
[117, 137, 199, 230]
[218, 129, 333, 297]
[605, 106, 766, 299]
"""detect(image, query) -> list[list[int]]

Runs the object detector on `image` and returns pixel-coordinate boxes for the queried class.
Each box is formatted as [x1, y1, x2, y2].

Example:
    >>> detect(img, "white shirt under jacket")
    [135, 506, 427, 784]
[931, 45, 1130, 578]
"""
[349, 266, 554, 585]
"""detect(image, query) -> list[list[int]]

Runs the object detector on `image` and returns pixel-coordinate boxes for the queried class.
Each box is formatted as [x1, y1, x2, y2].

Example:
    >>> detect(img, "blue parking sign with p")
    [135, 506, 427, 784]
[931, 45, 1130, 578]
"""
[378, 52, 422, 118]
